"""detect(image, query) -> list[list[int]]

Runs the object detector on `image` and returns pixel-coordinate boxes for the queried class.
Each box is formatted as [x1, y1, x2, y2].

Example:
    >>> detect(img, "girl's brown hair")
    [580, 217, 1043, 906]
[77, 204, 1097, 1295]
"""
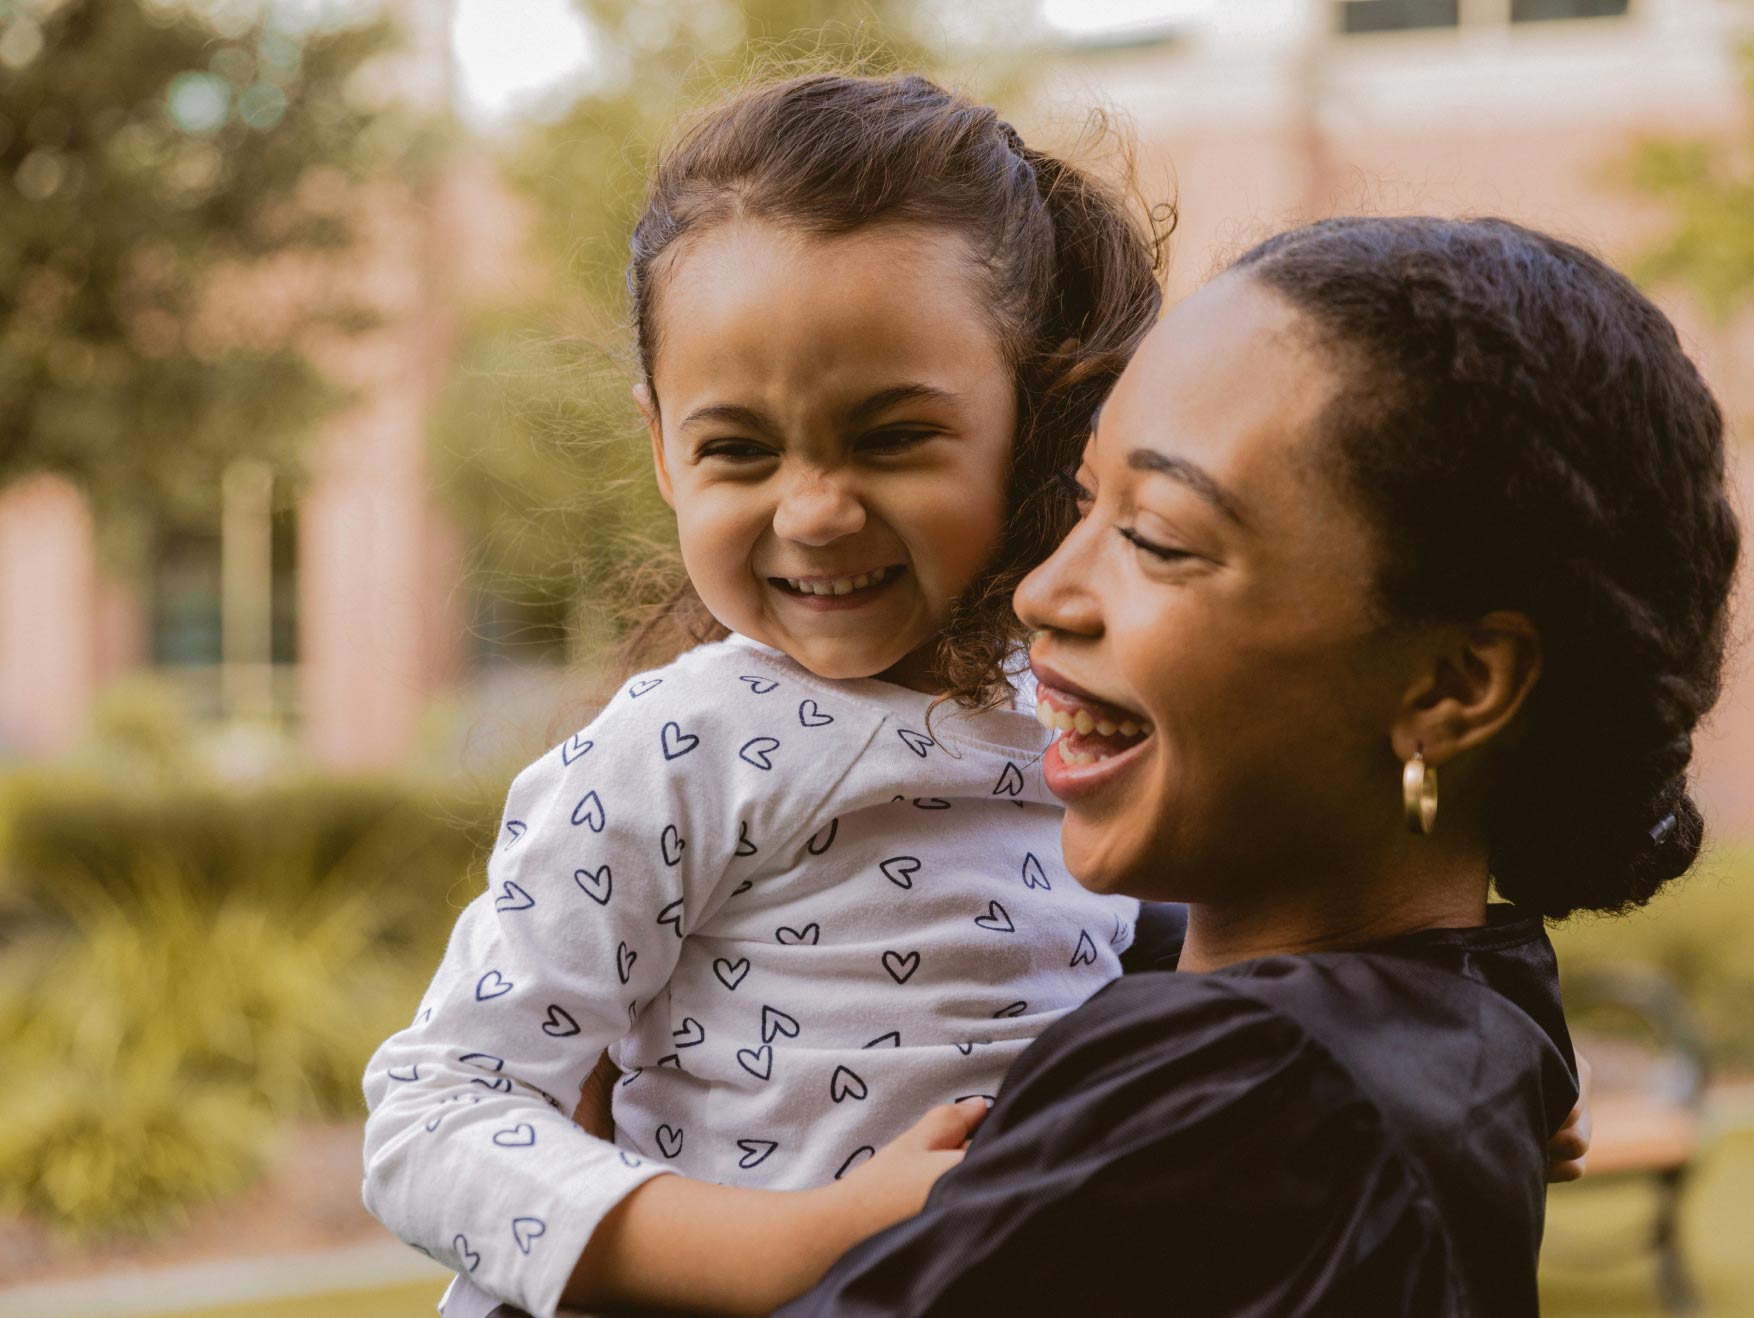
[621, 71, 1169, 708]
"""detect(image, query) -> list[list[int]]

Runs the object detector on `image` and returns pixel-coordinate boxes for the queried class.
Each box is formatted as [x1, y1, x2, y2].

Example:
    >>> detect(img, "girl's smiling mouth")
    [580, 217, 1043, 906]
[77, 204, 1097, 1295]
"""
[769, 564, 907, 608]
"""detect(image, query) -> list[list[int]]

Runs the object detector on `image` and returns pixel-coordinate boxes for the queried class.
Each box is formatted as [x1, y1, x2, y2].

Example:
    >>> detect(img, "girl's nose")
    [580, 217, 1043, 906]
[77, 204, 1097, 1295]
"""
[1015, 516, 1103, 637]
[772, 470, 867, 545]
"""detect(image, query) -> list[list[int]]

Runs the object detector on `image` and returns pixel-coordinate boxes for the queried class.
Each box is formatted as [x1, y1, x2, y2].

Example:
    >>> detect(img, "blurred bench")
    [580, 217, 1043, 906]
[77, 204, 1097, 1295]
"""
[1563, 965, 1709, 1316]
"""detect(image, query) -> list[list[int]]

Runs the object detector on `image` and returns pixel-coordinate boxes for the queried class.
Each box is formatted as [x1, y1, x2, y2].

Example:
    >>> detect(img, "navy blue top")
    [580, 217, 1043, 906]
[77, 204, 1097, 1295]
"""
[782, 905, 1577, 1317]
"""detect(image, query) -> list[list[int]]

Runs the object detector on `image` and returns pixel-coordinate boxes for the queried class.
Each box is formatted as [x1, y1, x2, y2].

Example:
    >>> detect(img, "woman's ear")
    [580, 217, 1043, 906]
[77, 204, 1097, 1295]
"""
[636, 383, 675, 509]
[1391, 611, 1543, 767]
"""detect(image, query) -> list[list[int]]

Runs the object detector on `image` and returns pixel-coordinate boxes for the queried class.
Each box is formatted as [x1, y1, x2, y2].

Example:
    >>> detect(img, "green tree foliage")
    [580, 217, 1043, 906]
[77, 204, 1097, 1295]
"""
[432, 1, 1022, 662]
[1626, 43, 1754, 321]
[0, 0, 424, 549]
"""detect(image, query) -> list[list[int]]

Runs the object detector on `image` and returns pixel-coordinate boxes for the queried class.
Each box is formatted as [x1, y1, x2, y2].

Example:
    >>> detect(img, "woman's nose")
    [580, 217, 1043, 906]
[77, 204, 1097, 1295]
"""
[1015, 517, 1102, 636]
[772, 470, 866, 545]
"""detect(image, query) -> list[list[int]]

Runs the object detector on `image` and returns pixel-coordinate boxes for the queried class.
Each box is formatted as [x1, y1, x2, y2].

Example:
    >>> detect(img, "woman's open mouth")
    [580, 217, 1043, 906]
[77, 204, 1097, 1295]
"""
[1032, 671, 1155, 798]
[770, 564, 906, 609]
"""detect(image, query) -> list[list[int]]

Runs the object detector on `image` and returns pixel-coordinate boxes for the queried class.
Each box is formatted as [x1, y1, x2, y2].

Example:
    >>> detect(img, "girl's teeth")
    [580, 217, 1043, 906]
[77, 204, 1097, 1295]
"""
[1119, 721, 1140, 737]
[1095, 720, 1117, 736]
[787, 567, 894, 596]
[1073, 710, 1095, 735]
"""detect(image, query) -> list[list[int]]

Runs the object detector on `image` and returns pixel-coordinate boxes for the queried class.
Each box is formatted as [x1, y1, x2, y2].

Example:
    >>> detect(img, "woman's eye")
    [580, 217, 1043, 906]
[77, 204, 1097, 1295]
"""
[1119, 527, 1191, 562]
[699, 440, 773, 462]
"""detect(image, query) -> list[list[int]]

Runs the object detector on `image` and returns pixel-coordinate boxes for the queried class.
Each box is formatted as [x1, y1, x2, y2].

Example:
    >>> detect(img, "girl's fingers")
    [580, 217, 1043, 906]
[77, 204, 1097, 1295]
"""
[911, 1098, 990, 1150]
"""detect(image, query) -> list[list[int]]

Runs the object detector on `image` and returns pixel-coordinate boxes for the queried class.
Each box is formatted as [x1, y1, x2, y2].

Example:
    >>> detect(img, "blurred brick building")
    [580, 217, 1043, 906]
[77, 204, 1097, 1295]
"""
[3, 0, 1752, 830]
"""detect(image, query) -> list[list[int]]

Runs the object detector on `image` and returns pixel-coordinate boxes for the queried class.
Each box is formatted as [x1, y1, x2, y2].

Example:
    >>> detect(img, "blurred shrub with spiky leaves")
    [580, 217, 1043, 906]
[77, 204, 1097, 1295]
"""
[0, 772, 498, 1235]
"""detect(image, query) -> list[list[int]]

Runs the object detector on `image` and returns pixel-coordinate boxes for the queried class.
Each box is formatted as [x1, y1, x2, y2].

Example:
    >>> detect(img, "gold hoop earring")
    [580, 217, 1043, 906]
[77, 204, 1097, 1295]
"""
[1403, 751, 1438, 836]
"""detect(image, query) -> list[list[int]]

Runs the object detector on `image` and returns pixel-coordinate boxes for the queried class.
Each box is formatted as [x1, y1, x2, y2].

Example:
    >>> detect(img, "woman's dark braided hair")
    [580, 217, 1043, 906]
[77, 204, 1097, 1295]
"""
[622, 72, 1168, 707]
[1232, 217, 1740, 918]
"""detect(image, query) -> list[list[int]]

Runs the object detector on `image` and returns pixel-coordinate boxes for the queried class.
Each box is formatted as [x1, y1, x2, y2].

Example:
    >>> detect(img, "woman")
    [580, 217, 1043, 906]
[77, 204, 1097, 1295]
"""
[778, 216, 1740, 1315]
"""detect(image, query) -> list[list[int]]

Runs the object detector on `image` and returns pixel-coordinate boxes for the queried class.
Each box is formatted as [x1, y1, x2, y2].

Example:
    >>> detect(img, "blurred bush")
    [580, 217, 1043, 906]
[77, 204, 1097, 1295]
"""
[1551, 848, 1754, 1071]
[0, 770, 498, 1235]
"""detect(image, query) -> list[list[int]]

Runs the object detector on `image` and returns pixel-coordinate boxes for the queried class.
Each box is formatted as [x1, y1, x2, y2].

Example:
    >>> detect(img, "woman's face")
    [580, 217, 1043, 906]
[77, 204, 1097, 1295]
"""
[1017, 274, 1418, 901]
[644, 219, 1016, 690]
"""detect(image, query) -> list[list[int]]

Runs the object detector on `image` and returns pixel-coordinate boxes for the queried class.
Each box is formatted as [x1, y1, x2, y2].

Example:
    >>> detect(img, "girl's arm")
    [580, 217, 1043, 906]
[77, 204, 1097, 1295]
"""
[564, 1100, 988, 1315]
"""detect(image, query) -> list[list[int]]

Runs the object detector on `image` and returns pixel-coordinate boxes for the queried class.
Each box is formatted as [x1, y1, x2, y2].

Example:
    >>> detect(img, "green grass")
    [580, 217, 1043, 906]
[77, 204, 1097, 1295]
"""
[182, 1280, 447, 1318]
[1542, 1127, 1754, 1316]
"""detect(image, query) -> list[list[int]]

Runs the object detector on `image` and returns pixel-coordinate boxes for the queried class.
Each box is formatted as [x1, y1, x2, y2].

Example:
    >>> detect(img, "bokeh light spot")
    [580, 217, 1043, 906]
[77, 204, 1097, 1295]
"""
[167, 72, 232, 136]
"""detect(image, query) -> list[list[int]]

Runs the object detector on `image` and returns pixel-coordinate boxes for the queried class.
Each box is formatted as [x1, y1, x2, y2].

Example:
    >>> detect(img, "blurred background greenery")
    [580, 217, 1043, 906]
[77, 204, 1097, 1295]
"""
[1, 0, 1753, 1315]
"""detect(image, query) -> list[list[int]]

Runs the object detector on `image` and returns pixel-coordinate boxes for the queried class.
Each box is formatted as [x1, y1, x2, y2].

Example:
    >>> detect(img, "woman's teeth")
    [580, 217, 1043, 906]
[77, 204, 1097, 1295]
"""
[1035, 694, 1151, 765]
[783, 566, 898, 596]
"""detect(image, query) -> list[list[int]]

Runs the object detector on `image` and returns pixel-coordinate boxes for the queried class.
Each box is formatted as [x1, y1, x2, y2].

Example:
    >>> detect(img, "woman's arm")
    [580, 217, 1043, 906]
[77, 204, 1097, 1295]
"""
[563, 1100, 988, 1315]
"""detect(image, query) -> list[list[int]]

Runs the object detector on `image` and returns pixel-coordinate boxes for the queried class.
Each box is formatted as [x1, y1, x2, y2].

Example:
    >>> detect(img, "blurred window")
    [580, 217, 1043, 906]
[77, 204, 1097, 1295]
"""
[271, 506, 298, 665]
[1338, 0, 1460, 33]
[151, 527, 222, 667]
[1510, 0, 1628, 20]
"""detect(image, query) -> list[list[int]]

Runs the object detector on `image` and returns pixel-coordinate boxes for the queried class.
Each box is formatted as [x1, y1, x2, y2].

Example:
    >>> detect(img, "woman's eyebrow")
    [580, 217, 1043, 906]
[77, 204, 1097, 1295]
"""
[848, 383, 960, 424]
[1127, 448, 1247, 526]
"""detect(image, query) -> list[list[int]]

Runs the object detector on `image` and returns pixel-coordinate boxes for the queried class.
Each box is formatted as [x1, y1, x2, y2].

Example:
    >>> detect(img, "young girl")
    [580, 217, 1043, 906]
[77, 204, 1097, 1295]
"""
[362, 72, 1166, 1318]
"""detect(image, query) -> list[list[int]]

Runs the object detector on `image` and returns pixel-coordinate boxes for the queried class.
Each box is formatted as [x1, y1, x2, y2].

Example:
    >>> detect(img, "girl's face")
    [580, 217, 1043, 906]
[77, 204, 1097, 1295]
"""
[1017, 274, 1416, 901]
[644, 219, 1016, 690]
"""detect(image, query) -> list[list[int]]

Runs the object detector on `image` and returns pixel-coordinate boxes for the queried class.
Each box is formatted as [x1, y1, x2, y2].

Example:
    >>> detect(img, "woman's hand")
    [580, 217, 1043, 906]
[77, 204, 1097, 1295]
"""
[1547, 1051, 1593, 1182]
[570, 1049, 619, 1139]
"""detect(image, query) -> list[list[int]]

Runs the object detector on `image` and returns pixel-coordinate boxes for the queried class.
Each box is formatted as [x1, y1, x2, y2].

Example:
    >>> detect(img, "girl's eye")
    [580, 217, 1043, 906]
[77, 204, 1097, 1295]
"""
[1119, 527, 1192, 562]
[699, 440, 774, 463]
[858, 429, 935, 455]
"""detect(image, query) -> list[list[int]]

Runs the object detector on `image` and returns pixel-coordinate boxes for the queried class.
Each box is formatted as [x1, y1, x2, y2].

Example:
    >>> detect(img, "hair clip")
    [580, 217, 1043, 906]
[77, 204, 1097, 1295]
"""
[1649, 811, 1678, 845]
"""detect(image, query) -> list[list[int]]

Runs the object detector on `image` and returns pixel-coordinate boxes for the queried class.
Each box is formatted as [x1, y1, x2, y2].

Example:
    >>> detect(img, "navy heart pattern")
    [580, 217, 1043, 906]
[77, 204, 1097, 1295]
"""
[835, 1145, 876, 1180]
[560, 733, 592, 765]
[628, 677, 663, 698]
[896, 728, 935, 758]
[880, 855, 921, 889]
[656, 1124, 684, 1158]
[713, 957, 750, 990]
[1110, 915, 1131, 947]
[387, 1064, 420, 1082]
[660, 721, 700, 760]
[470, 1075, 512, 1093]
[775, 923, 820, 946]
[882, 949, 921, 984]
[657, 1053, 682, 1069]
[492, 1122, 536, 1147]
[830, 1064, 868, 1103]
[672, 1017, 705, 1048]
[737, 1138, 778, 1169]
[954, 1092, 997, 1106]
[512, 1215, 546, 1254]
[993, 761, 1024, 797]
[974, 900, 1014, 933]
[475, 970, 513, 1001]
[737, 1044, 774, 1080]
[736, 820, 759, 857]
[453, 1232, 481, 1272]
[572, 790, 606, 832]
[661, 824, 686, 867]
[1021, 852, 1052, 891]
[657, 897, 684, 937]
[761, 1005, 800, 1043]
[732, 879, 753, 895]
[805, 817, 839, 856]
[494, 880, 535, 913]
[542, 1004, 580, 1037]
[412, 1006, 431, 1025]
[912, 797, 951, 810]
[994, 1000, 1029, 1018]
[620, 1067, 642, 1088]
[864, 1030, 901, 1048]
[503, 819, 527, 846]
[574, 864, 612, 905]
[739, 736, 781, 770]
[798, 699, 834, 727]
[740, 675, 779, 694]
[459, 1052, 504, 1071]
[616, 940, 637, 985]
[627, 1001, 639, 1027]
[620, 1149, 642, 1167]
[1070, 929, 1098, 967]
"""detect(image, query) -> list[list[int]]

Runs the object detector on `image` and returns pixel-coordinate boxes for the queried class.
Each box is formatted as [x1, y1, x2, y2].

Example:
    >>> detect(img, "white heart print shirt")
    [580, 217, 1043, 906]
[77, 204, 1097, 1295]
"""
[361, 633, 1137, 1318]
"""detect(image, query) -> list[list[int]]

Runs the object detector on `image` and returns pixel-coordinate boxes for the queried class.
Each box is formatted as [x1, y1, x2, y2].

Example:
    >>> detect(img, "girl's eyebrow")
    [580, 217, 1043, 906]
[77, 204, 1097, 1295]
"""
[848, 383, 961, 424]
[680, 402, 774, 434]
